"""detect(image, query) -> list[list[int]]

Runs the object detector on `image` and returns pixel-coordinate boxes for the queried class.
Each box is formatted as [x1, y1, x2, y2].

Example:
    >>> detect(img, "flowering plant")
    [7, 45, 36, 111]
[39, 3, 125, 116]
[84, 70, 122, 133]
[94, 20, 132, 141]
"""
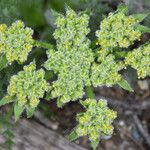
[0, 4, 149, 149]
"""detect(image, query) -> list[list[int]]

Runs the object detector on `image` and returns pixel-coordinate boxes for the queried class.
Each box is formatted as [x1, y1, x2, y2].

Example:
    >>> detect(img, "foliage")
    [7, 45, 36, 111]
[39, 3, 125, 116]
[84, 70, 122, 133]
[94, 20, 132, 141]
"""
[0, 3, 149, 150]
[0, 0, 45, 27]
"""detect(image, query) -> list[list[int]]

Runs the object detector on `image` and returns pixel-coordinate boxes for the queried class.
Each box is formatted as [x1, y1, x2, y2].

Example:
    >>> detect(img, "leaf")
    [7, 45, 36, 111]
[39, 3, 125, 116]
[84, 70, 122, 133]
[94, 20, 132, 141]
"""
[26, 106, 35, 118]
[68, 131, 78, 141]
[117, 4, 128, 14]
[14, 103, 24, 121]
[0, 54, 8, 71]
[91, 140, 99, 150]
[118, 78, 134, 92]
[57, 99, 64, 108]
[86, 86, 95, 99]
[136, 25, 150, 33]
[51, 9, 63, 20]
[132, 13, 149, 22]
[45, 91, 52, 100]
[0, 96, 14, 106]
[44, 70, 54, 80]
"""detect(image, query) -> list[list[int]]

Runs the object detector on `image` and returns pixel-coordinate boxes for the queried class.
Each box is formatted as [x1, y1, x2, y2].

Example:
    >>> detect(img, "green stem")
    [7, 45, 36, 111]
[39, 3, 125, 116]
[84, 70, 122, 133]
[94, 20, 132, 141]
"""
[0, 54, 8, 71]
[44, 70, 54, 80]
[115, 51, 127, 58]
[34, 40, 54, 49]
[86, 86, 95, 99]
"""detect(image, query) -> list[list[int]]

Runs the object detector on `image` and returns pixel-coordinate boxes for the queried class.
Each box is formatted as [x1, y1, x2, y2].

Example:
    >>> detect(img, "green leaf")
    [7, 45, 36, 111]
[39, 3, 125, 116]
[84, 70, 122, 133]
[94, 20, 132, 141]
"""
[45, 91, 52, 100]
[51, 9, 62, 20]
[136, 25, 150, 33]
[91, 140, 99, 150]
[86, 86, 95, 99]
[14, 103, 24, 121]
[44, 70, 54, 80]
[34, 40, 54, 49]
[117, 4, 128, 14]
[68, 131, 78, 141]
[0, 96, 14, 106]
[57, 99, 64, 108]
[132, 13, 149, 22]
[0, 54, 8, 71]
[26, 106, 35, 118]
[118, 78, 134, 92]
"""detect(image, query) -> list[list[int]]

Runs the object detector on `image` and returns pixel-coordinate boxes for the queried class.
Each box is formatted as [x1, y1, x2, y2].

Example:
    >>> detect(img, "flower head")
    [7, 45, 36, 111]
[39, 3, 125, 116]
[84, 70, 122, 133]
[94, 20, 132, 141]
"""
[96, 12, 141, 48]
[91, 54, 123, 87]
[125, 43, 150, 78]
[75, 99, 117, 145]
[0, 20, 33, 64]
[7, 62, 49, 110]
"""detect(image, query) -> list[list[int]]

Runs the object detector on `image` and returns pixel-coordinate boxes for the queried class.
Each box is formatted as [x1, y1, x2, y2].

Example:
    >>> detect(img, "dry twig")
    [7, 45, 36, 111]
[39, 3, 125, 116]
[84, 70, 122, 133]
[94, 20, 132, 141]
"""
[132, 115, 150, 147]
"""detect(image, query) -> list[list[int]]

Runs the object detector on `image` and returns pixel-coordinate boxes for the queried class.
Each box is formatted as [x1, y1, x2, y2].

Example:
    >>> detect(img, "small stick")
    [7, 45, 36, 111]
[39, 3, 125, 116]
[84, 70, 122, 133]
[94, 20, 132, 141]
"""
[133, 115, 150, 147]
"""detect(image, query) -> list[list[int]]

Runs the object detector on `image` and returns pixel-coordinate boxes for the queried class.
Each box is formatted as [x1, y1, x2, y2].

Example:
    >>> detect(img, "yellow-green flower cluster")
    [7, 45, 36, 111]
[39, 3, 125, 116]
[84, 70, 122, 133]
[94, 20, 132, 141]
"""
[7, 62, 49, 109]
[125, 43, 150, 78]
[75, 99, 117, 144]
[0, 20, 33, 64]
[0, 24, 7, 53]
[44, 8, 94, 106]
[91, 55, 123, 87]
[96, 12, 141, 48]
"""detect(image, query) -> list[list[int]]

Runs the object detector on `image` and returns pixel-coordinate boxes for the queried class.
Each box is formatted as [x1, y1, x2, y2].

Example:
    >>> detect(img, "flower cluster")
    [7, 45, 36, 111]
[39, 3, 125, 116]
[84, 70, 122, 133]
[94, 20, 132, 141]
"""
[7, 62, 48, 109]
[125, 43, 150, 78]
[0, 24, 7, 53]
[0, 20, 33, 64]
[91, 55, 123, 87]
[75, 99, 117, 146]
[96, 12, 141, 48]
[44, 8, 94, 106]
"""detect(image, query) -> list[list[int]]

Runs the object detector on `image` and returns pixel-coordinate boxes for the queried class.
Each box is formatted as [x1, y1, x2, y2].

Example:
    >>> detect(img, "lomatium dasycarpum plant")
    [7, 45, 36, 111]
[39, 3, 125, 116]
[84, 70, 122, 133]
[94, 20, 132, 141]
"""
[0, 5, 150, 149]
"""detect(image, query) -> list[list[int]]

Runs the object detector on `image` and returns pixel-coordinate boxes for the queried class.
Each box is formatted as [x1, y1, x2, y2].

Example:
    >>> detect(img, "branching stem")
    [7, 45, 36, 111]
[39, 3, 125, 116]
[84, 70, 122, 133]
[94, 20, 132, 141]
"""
[34, 40, 54, 49]
[86, 86, 95, 99]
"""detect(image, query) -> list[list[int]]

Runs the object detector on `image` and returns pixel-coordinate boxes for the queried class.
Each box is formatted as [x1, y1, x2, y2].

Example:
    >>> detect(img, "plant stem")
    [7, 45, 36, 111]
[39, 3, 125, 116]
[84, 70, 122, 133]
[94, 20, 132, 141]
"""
[44, 70, 54, 80]
[86, 86, 95, 99]
[34, 40, 54, 49]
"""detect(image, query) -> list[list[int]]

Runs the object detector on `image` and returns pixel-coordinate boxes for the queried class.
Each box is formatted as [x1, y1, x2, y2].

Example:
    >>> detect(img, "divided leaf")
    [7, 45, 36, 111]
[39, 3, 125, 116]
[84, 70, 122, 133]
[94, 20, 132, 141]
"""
[133, 13, 149, 22]
[14, 103, 24, 121]
[118, 78, 134, 92]
[0, 54, 8, 71]
[0, 96, 14, 106]
[117, 4, 128, 14]
[136, 25, 150, 33]
[91, 140, 99, 150]
[68, 130, 78, 141]
[26, 106, 35, 118]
